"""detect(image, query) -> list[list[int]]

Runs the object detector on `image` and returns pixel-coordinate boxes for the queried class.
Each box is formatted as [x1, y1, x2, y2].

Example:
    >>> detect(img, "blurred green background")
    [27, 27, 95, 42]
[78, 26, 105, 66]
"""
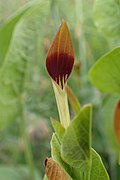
[0, 0, 120, 179]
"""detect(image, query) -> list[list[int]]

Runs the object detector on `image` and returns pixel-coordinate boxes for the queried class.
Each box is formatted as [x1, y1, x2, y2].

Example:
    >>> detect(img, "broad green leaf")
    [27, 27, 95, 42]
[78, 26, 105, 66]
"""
[90, 149, 109, 180]
[94, 0, 120, 38]
[0, 1, 50, 130]
[51, 118, 65, 142]
[61, 105, 92, 171]
[89, 47, 120, 94]
[51, 133, 74, 179]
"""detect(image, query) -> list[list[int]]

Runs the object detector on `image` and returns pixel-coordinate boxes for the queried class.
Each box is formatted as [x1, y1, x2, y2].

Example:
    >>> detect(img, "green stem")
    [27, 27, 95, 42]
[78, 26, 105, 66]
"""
[65, 85, 81, 114]
[52, 80, 70, 128]
[20, 105, 35, 180]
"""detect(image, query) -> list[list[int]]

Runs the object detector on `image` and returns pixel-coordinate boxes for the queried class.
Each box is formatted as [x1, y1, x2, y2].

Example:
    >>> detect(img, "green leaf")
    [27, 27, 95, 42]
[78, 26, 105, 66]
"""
[94, 0, 120, 38]
[90, 149, 109, 180]
[0, 1, 50, 130]
[61, 105, 92, 170]
[51, 133, 109, 179]
[102, 95, 120, 151]
[51, 118, 65, 142]
[89, 47, 120, 94]
[51, 133, 74, 179]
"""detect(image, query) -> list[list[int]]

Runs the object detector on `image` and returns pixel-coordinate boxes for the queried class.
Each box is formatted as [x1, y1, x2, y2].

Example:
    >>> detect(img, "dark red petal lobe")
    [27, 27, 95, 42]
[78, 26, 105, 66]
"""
[46, 20, 74, 89]
[114, 99, 120, 145]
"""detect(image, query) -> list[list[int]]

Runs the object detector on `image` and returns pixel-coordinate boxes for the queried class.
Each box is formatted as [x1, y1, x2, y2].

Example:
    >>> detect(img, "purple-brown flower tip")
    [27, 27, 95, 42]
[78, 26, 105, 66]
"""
[114, 100, 120, 145]
[46, 20, 74, 89]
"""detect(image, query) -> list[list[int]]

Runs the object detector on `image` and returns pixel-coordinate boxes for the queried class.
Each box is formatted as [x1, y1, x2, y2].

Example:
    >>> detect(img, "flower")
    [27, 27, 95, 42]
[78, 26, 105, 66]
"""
[46, 20, 74, 89]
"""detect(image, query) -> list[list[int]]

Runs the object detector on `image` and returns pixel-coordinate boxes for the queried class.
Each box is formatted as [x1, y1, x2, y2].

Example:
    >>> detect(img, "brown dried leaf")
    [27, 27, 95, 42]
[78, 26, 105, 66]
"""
[44, 157, 69, 180]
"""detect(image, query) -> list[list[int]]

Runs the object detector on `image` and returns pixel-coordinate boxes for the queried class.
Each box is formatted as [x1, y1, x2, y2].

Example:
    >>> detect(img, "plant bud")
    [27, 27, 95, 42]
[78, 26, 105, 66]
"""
[46, 20, 74, 89]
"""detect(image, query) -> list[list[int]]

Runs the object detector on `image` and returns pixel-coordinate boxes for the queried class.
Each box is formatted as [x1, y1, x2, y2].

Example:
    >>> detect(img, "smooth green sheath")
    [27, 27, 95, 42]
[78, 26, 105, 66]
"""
[52, 80, 70, 128]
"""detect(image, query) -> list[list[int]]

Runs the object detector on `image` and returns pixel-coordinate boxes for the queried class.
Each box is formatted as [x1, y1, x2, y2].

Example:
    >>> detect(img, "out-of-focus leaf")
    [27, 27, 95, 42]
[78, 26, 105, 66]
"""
[94, 0, 120, 38]
[18, 166, 42, 180]
[103, 95, 120, 151]
[0, 166, 21, 180]
[51, 0, 77, 29]
[90, 149, 109, 180]
[45, 157, 69, 180]
[0, 1, 50, 130]
[0, 3, 32, 67]
[0, 165, 42, 180]
[114, 99, 120, 145]
[89, 47, 120, 94]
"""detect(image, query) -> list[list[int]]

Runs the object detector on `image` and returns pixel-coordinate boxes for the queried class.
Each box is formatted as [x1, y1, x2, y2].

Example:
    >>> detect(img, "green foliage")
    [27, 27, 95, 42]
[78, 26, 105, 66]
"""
[0, 1, 50, 130]
[102, 95, 120, 151]
[51, 133, 74, 179]
[50, 105, 109, 179]
[89, 47, 120, 94]
[0, 0, 51, 178]
[0, 6, 29, 66]
[0, 165, 41, 180]
[51, 118, 65, 142]
[0, 0, 119, 179]
[94, 0, 120, 39]
[90, 149, 109, 180]
[61, 105, 92, 169]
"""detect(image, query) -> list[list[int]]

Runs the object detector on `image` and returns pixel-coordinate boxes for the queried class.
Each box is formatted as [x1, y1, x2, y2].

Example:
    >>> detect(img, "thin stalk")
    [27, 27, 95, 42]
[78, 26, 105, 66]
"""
[65, 85, 81, 114]
[52, 80, 70, 128]
[20, 105, 35, 180]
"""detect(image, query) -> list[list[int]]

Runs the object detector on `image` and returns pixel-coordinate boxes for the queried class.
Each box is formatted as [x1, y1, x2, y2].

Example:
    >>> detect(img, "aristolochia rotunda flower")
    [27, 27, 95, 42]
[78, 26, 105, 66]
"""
[46, 20, 74, 89]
